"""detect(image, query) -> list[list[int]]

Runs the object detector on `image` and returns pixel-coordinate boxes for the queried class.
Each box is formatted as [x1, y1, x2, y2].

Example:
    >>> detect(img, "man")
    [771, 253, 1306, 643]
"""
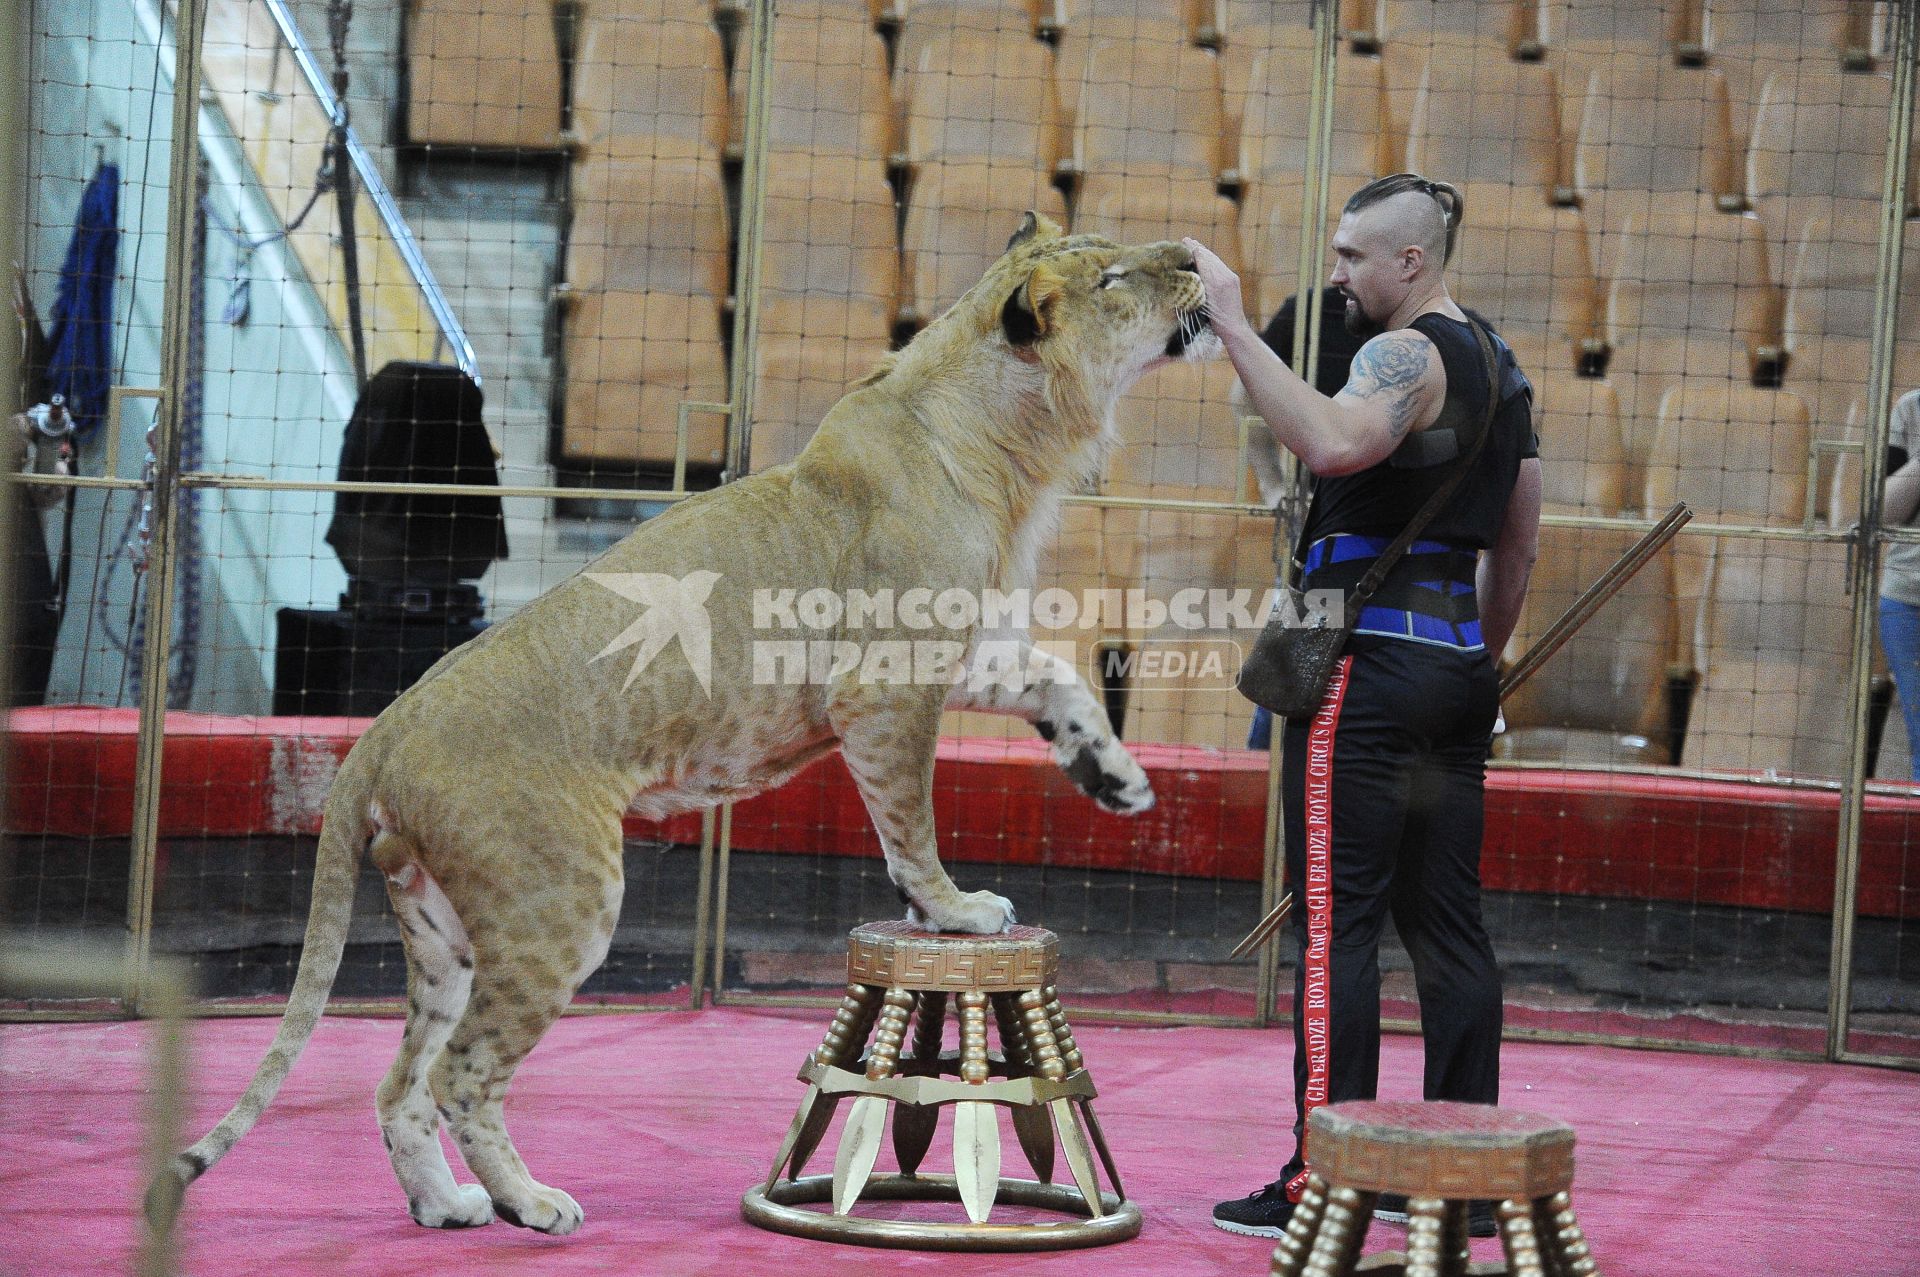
[1878, 388, 1920, 778]
[1183, 171, 1541, 1240]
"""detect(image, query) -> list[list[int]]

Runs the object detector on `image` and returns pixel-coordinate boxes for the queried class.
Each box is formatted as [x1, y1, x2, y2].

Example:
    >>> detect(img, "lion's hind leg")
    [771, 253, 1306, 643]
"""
[427, 818, 623, 1237]
[373, 833, 495, 1229]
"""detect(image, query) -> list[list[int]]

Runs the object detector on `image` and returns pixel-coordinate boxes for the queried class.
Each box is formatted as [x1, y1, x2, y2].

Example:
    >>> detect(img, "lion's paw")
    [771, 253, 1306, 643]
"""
[411, 1183, 495, 1229]
[911, 889, 1016, 935]
[494, 1184, 584, 1236]
[1058, 737, 1156, 816]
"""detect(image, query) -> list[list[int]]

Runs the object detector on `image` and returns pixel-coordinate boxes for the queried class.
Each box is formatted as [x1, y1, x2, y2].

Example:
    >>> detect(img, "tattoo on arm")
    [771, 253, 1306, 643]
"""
[1343, 334, 1433, 439]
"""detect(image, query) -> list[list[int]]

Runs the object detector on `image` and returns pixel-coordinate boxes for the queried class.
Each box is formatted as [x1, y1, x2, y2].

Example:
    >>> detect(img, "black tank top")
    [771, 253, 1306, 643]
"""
[1299, 312, 1537, 554]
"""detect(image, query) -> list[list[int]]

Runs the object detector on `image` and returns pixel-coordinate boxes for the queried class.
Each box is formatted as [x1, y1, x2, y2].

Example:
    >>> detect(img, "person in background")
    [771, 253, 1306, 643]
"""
[1878, 388, 1920, 779]
[1183, 171, 1541, 1242]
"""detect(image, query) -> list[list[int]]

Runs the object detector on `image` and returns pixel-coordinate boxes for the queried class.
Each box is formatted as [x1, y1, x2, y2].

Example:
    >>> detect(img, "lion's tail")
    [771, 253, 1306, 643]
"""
[143, 742, 378, 1230]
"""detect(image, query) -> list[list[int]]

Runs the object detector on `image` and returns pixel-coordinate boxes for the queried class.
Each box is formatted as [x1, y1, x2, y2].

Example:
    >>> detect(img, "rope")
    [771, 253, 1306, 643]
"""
[327, 0, 368, 391]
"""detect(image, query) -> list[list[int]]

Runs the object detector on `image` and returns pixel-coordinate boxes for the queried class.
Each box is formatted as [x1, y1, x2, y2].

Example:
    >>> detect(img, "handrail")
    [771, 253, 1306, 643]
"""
[255, 0, 479, 384]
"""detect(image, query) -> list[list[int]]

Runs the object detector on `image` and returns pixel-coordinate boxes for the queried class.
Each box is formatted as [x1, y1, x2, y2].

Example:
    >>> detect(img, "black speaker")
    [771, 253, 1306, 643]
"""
[324, 361, 508, 601]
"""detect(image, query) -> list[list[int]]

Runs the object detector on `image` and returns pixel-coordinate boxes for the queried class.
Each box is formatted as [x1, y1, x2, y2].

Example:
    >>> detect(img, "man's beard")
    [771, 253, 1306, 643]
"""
[1342, 293, 1384, 339]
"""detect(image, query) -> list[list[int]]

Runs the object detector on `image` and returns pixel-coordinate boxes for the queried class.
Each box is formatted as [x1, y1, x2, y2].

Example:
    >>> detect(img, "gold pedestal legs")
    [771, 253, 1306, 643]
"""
[742, 923, 1141, 1251]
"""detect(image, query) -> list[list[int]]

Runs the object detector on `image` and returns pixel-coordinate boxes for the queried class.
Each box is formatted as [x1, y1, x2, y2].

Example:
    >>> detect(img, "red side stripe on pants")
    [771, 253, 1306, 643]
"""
[1286, 654, 1352, 1204]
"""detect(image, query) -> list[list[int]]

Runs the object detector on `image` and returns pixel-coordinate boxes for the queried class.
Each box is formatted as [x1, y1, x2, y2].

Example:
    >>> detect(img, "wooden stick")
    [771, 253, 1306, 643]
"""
[1500, 502, 1692, 700]
[1227, 893, 1294, 960]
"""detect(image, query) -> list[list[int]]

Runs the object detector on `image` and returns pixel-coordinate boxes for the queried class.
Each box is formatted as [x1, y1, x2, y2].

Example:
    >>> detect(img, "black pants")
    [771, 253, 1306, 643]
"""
[1274, 637, 1503, 1198]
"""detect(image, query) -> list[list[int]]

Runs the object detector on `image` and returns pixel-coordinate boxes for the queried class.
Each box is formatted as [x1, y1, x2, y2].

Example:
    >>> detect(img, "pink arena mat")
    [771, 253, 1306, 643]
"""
[3, 1007, 1917, 1276]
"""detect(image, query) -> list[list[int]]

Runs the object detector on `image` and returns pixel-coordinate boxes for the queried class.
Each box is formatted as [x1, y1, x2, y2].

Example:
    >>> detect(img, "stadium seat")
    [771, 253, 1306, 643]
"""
[1232, 34, 1398, 316]
[1495, 522, 1676, 767]
[1540, 0, 1699, 65]
[896, 2, 1054, 75]
[1104, 361, 1251, 506]
[1701, 0, 1876, 67]
[560, 290, 730, 467]
[1682, 537, 1854, 777]
[901, 162, 1070, 325]
[569, 3, 728, 157]
[749, 153, 899, 469]
[1601, 201, 1781, 458]
[1642, 381, 1815, 627]
[1569, 61, 1742, 241]
[1059, 14, 1205, 145]
[563, 150, 731, 297]
[1059, 37, 1229, 183]
[1779, 207, 1892, 436]
[1643, 382, 1814, 530]
[729, 4, 893, 159]
[1540, 1, 1701, 150]
[758, 153, 899, 318]
[1403, 41, 1572, 205]
[1059, 0, 1217, 43]
[1703, 0, 1884, 144]
[405, 0, 563, 149]
[1378, 0, 1546, 61]
[1532, 372, 1629, 515]
[715, 0, 876, 22]
[1075, 172, 1244, 293]
[1745, 67, 1902, 248]
[1641, 378, 1813, 671]
[1445, 182, 1602, 376]
[894, 24, 1062, 172]
[1232, 29, 1392, 194]
[1219, 1, 1380, 53]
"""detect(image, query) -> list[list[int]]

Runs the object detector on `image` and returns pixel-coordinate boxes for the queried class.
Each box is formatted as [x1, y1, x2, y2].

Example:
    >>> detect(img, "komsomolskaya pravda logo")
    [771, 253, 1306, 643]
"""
[588, 573, 1342, 697]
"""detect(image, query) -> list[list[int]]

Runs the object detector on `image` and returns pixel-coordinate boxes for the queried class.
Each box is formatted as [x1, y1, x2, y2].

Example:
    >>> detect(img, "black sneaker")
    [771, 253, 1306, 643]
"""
[1212, 1181, 1297, 1238]
[1373, 1192, 1497, 1238]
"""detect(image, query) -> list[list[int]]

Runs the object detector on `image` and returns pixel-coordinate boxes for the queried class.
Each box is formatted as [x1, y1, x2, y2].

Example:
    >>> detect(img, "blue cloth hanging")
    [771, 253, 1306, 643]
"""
[45, 162, 120, 442]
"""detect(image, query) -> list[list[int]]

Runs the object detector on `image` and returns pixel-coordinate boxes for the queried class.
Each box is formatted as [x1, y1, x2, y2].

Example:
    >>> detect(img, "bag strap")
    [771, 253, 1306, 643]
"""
[1344, 315, 1502, 611]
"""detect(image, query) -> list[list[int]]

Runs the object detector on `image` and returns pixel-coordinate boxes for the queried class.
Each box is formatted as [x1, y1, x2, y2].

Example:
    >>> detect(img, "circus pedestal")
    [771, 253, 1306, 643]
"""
[740, 921, 1141, 1251]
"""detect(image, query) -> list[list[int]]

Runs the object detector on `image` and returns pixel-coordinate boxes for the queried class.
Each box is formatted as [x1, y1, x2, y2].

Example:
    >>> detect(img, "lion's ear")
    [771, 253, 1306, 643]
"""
[1005, 211, 1065, 252]
[1001, 260, 1066, 346]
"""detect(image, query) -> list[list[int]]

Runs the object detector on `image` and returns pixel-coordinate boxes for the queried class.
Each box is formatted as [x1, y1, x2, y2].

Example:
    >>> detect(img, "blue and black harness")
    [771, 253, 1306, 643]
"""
[1300, 533, 1483, 652]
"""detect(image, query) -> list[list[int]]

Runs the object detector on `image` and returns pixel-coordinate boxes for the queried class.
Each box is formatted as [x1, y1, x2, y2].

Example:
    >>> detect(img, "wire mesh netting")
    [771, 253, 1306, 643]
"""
[2, 0, 1917, 1069]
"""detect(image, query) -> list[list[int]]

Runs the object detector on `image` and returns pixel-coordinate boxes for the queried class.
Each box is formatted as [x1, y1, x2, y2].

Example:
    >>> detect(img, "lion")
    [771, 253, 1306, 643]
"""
[147, 213, 1220, 1236]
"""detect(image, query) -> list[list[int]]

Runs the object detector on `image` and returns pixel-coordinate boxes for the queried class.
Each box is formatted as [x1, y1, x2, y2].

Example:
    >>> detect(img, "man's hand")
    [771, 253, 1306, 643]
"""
[1182, 237, 1255, 341]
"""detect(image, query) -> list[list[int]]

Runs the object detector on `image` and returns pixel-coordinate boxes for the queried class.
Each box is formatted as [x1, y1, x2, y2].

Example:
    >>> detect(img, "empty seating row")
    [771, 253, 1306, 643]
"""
[504, 4, 1906, 243]
[557, 150, 1915, 488]
[1497, 527, 1859, 778]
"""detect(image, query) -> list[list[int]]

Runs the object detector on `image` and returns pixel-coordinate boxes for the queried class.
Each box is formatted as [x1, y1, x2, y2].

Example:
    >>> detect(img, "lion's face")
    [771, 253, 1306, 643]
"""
[984, 214, 1220, 391]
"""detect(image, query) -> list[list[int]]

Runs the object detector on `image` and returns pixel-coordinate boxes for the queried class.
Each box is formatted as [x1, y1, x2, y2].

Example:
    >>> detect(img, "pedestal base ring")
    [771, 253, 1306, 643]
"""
[740, 1173, 1143, 1251]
